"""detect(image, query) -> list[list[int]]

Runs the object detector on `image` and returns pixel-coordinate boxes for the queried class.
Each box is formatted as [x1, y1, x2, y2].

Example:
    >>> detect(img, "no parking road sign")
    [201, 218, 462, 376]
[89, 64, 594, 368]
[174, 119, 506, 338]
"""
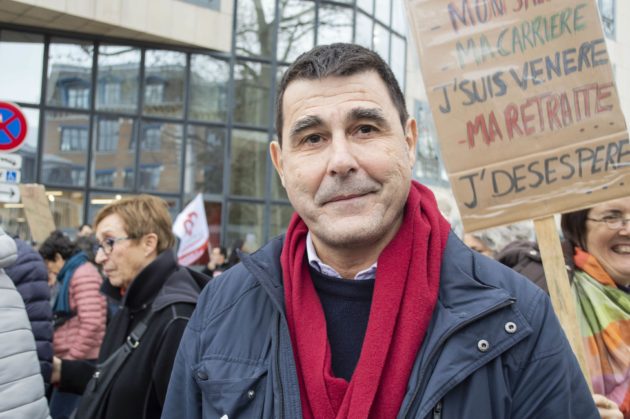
[0, 102, 28, 153]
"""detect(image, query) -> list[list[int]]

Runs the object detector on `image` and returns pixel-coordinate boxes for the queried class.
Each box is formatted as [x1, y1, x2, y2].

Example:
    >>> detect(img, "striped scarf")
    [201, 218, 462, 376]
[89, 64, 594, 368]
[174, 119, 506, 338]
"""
[573, 247, 630, 417]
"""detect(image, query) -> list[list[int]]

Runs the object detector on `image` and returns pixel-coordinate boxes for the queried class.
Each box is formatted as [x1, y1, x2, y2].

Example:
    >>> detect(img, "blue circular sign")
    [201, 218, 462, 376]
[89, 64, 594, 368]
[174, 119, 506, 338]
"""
[0, 102, 28, 153]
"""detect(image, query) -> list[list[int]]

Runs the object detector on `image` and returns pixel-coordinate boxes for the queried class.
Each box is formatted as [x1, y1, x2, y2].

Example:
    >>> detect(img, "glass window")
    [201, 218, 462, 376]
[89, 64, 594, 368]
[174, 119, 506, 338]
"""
[357, 0, 374, 15]
[42, 111, 89, 187]
[47, 190, 85, 233]
[269, 204, 293, 237]
[189, 54, 229, 122]
[94, 170, 115, 187]
[414, 100, 447, 184]
[143, 50, 186, 118]
[375, 0, 391, 26]
[373, 24, 390, 64]
[235, 0, 276, 58]
[92, 117, 134, 190]
[60, 126, 88, 151]
[184, 125, 225, 196]
[96, 45, 141, 113]
[13, 107, 39, 183]
[391, 0, 406, 33]
[233, 61, 272, 127]
[138, 122, 182, 193]
[318, 5, 353, 46]
[226, 201, 264, 253]
[0, 31, 44, 104]
[277, 0, 315, 63]
[355, 12, 373, 49]
[87, 192, 132, 225]
[230, 129, 267, 198]
[47, 38, 93, 109]
[142, 124, 162, 151]
[0, 203, 30, 241]
[391, 35, 406, 89]
[95, 119, 119, 152]
[598, 0, 615, 39]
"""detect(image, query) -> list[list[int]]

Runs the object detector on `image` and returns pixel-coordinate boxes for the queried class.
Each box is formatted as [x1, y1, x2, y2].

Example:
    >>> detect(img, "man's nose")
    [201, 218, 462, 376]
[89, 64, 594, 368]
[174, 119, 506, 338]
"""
[327, 134, 358, 177]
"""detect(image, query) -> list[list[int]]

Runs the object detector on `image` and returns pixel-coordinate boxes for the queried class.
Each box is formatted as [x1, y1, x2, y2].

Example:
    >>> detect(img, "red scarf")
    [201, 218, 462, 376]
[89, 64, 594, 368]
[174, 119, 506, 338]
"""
[282, 180, 451, 419]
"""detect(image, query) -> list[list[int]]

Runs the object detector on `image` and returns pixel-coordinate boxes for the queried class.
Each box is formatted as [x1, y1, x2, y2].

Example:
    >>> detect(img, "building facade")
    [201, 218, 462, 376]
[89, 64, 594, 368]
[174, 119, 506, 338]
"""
[0, 0, 409, 250]
[0, 0, 626, 250]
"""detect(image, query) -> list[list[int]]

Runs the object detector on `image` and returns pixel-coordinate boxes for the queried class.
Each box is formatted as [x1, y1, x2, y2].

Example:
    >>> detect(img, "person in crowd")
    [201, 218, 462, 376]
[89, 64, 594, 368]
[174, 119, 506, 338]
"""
[163, 43, 597, 418]
[51, 195, 207, 419]
[40, 231, 107, 418]
[77, 224, 93, 238]
[75, 234, 98, 263]
[498, 197, 629, 418]
[226, 238, 244, 268]
[201, 245, 229, 278]
[0, 227, 50, 419]
[463, 232, 496, 258]
[5, 237, 54, 395]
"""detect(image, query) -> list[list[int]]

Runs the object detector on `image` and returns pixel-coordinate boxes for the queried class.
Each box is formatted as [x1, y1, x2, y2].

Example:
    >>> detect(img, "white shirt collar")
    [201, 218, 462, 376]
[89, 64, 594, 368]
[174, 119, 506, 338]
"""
[305, 232, 377, 280]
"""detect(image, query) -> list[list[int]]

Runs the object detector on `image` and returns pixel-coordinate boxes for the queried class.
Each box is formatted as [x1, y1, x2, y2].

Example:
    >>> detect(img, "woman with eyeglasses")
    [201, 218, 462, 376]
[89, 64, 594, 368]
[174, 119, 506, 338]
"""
[50, 195, 207, 419]
[497, 197, 629, 419]
[39, 230, 107, 419]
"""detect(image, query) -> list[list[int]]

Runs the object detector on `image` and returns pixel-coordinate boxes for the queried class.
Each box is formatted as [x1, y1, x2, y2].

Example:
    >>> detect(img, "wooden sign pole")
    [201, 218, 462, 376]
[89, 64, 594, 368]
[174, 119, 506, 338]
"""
[534, 216, 591, 389]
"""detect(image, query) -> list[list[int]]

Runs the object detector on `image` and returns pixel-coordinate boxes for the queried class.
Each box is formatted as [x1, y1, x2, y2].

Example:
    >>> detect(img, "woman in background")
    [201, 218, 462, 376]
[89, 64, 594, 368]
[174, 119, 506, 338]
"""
[40, 231, 107, 419]
[499, 197, 629, 419]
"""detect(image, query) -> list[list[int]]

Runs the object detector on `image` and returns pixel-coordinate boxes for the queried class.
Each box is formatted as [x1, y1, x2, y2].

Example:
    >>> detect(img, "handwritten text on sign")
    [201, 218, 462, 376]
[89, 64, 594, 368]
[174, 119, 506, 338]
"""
[407, 0, 629, 231]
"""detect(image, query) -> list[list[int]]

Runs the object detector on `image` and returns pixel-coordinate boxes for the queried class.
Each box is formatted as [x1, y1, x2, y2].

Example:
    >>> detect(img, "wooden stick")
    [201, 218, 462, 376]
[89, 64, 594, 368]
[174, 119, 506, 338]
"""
[534, 216, 591, 389]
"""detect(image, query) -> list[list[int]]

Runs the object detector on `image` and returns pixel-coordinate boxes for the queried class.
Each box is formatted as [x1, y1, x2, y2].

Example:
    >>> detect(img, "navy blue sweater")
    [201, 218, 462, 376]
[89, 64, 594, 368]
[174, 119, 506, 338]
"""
[310, 267, 374, 381]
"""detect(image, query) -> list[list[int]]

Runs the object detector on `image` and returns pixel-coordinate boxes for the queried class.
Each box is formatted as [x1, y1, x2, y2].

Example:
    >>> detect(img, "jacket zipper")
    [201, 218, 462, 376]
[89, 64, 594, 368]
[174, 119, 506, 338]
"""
[401, 298, 515, 419]
[433, 401, 443, 419]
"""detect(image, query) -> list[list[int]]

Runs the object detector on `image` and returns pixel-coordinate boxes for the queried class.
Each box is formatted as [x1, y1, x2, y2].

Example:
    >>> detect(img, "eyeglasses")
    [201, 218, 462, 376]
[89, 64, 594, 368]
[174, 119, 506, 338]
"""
[586, 215, 630, 230]
[94, 237, 132, 255]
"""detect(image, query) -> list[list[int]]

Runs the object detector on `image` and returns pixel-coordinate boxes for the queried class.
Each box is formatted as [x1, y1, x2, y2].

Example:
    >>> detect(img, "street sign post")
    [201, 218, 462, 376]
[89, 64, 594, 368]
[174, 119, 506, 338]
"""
[0, 168, 21, 184]
[0, 153, 22, 169]
[0, 183, 20, 203]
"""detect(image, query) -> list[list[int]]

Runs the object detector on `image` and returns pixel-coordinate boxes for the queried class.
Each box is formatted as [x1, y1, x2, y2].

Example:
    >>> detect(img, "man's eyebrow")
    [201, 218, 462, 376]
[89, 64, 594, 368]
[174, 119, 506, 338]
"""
[289, 115, 323, 139]
[347, 107, 389, 126]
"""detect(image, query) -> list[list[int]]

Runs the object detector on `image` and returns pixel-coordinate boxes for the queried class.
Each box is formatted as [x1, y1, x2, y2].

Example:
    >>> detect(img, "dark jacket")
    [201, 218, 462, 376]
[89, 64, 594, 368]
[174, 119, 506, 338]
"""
[60, 250, 207, 419]
[5, 238, 54, 388]
[163, 232, 598, 419]
[495, 240, 576, 293]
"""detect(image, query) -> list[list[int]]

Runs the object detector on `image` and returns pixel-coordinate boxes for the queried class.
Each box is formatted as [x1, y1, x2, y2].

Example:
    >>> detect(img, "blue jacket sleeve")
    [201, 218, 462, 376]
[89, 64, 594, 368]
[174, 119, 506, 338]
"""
[5, 239, 53, 387]
[162, 314, 202, 419]
[509, 291, 598, 419]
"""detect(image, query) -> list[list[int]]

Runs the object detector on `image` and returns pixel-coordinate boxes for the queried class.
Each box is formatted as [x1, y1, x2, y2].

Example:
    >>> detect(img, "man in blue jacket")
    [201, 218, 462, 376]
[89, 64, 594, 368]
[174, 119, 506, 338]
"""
[163, 43, 598, 418]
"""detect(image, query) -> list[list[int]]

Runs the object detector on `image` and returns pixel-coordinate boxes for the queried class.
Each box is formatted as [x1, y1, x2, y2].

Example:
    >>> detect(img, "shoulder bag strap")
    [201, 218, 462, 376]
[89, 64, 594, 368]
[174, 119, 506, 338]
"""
[73, 309, 157, 419]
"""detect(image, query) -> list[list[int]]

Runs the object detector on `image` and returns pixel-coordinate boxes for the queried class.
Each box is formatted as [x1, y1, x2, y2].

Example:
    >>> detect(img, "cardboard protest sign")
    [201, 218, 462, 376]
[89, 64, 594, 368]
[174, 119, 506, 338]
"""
[406, 0, 629, 232]
[19, 184, 56, 245]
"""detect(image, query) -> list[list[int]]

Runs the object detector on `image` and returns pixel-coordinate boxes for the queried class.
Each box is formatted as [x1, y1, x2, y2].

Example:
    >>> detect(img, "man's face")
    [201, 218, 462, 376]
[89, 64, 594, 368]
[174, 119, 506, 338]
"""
[270, 71, 417, 259]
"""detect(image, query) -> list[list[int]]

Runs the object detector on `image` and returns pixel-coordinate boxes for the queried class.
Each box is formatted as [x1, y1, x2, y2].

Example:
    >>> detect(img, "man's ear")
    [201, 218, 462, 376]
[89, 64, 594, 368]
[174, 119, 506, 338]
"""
[404, 118, 418, 168]
[270, 140, 285, 187]
[142, 233, 158, 256]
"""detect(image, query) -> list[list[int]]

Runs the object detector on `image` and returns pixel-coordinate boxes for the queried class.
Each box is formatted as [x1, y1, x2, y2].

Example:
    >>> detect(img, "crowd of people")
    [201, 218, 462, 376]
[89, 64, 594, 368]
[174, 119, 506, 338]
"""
[0, 43, 627, 419]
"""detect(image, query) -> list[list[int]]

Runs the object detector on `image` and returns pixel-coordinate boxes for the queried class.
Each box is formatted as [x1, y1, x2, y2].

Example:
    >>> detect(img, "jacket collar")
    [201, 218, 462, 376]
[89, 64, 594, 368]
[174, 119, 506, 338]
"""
[241, 232, 516, 322]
